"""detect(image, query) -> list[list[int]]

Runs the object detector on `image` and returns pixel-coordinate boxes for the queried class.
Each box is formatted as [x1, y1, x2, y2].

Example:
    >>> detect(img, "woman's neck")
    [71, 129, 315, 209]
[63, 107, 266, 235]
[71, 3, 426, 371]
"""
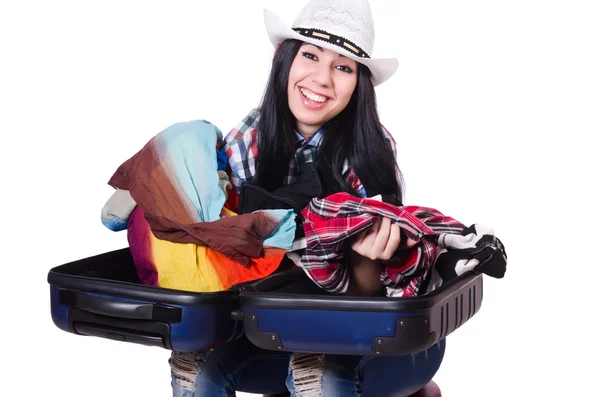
[296, 122, 322, 139]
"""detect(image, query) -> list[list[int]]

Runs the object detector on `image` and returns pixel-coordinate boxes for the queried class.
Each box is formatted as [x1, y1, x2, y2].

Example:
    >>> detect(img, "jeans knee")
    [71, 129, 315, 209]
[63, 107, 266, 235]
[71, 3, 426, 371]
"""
[287, 353, 360, 397]
[287, 353, 324, 396]
[169, 352, 207, 390]
[170, 351, 230, 396]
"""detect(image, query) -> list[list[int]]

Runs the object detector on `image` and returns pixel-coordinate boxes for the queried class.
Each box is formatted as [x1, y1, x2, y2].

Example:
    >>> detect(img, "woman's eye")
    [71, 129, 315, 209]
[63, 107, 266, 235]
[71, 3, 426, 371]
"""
[337, 65, 353, 73]
[302, 51, 318, 61]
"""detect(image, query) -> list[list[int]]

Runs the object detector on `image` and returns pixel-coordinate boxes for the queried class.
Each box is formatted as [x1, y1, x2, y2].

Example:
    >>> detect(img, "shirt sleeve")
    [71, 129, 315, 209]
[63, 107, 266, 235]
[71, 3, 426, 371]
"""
[222, 108, 261, 194]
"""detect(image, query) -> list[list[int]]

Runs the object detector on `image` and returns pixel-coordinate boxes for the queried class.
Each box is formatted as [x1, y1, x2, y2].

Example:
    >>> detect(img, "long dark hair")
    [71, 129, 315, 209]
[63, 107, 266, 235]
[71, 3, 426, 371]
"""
[255, 39, 403, 201]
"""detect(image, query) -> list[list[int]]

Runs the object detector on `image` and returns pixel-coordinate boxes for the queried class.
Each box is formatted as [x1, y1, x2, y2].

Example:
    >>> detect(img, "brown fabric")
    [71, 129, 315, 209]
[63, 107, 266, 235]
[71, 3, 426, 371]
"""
[108, 139, 197, 226]
[146, 211, 277, 267]
[107, 133, 278, 267]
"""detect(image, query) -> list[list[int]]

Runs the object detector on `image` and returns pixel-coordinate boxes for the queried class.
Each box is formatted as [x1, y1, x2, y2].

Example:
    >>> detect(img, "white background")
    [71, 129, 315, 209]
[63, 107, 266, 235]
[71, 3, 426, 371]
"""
[1, 0, 598, 396]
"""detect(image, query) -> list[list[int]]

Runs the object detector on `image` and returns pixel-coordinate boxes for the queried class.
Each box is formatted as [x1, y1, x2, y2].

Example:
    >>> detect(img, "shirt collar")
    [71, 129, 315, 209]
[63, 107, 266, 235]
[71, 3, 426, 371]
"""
[295, 128, 324, 149]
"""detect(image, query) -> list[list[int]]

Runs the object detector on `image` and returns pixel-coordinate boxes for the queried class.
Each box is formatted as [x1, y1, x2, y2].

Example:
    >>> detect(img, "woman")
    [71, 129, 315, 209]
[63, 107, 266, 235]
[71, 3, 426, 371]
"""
[170, 1, 445, 395]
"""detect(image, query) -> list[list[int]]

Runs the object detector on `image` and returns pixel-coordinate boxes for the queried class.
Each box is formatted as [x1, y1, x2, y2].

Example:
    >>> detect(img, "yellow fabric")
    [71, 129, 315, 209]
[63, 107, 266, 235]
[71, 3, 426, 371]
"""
[152, 237, 224, 292]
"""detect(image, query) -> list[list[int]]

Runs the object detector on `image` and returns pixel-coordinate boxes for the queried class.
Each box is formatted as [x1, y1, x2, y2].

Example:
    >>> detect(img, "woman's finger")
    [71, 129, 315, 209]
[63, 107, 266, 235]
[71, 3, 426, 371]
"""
[351, 230, 368, 252]
[382, 223, 401, 259]
[371, 217, 391, 258]
[370, 218, 382, 235]
[352, 220, 379, 257]
[404, 236, 420, 249]
[362, 220, 381, 250]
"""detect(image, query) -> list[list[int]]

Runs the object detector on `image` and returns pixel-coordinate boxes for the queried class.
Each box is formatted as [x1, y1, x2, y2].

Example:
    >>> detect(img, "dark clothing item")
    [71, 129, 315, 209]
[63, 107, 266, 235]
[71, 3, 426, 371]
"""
[238, 161, 324, 240]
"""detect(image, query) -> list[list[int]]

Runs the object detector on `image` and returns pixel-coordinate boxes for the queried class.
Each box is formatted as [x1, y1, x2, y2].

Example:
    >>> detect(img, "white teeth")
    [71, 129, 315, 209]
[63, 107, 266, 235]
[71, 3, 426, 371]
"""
[300, 88, 328, 103]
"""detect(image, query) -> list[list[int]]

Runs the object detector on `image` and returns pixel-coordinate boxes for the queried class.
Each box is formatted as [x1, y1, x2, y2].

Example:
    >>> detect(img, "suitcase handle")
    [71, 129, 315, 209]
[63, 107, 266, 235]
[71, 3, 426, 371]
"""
[68, 308, 174, 350]
[58, 290, 182, 322]
[73, 322, 166, 348]
[77, 292, 153, 319]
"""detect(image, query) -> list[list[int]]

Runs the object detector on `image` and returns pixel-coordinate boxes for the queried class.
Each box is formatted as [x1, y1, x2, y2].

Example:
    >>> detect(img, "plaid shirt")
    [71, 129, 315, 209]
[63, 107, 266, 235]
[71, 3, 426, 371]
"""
[300, 193, 467, 296]
[222, 108, 400, 198]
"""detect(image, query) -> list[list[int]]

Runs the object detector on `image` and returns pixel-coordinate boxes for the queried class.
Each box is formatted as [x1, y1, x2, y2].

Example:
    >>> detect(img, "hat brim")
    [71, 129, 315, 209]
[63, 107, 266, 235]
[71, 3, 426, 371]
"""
[263, 9, 398, 87]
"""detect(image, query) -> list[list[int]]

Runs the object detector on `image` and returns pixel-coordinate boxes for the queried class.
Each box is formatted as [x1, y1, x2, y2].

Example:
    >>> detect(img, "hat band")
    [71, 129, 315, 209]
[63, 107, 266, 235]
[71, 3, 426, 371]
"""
[292, 28, 371, 59]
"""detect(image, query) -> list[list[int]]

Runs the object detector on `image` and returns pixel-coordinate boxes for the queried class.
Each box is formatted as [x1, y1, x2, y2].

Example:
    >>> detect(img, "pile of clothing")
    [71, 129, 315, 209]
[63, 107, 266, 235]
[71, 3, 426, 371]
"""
[101, 120, 297, 292]
[101, 120, 506, 296]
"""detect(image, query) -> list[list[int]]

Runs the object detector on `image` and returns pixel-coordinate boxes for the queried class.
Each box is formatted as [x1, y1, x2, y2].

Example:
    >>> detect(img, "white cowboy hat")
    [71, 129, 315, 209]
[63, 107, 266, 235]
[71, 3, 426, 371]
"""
[263, 0, 399, 86]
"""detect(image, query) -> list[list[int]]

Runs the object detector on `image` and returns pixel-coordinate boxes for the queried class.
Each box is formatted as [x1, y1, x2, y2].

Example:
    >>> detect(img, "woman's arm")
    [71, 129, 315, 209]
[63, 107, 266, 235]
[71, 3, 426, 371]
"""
[346, 248, 384, 296]
[222, 108, 261, 194]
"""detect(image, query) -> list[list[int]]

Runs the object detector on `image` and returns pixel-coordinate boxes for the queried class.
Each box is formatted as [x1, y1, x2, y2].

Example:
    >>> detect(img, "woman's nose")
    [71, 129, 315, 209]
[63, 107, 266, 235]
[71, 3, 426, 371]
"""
[311, 65, 333, 88]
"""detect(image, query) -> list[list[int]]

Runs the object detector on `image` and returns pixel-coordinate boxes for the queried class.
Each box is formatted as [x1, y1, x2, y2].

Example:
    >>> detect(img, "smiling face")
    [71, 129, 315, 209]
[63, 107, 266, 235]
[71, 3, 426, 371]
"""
[287, 42, 358, 138]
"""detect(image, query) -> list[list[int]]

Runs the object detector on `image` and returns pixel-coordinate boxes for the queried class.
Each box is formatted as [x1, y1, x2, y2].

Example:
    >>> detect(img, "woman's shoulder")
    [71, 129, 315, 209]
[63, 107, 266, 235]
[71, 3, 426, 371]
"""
[223, 108, 261, 147]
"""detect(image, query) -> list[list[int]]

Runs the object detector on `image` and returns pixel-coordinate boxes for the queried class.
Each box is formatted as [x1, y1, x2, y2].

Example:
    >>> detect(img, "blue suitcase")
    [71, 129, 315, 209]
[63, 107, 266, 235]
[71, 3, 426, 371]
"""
[49, 248, 297, 352]
[48, 247, 483, 356]
[240, 269, 482, 356]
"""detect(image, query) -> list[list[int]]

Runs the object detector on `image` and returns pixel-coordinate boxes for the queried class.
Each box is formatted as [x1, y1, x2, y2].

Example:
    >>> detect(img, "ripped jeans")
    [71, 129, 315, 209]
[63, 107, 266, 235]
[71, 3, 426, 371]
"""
[170, 336, 445, 397]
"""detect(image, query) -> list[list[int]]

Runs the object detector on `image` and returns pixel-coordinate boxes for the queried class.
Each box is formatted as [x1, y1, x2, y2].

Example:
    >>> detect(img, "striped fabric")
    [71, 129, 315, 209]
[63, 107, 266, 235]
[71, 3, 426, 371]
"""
[299, 193, 466, 296]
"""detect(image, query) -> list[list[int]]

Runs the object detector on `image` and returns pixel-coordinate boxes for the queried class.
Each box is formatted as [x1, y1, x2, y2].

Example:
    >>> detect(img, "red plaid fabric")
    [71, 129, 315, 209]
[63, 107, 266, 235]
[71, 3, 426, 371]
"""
[222, 108, 400, 198]
[300, 193, 466, 296]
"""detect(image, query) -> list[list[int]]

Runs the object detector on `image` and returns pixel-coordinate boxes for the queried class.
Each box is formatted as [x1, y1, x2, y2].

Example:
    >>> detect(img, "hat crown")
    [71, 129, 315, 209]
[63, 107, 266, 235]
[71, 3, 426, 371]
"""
[292, 0, 375, 56]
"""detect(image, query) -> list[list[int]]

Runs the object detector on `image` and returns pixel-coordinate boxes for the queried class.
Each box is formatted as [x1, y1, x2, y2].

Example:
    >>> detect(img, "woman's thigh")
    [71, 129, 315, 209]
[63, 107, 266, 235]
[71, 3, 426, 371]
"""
[171, 336, 291, 397]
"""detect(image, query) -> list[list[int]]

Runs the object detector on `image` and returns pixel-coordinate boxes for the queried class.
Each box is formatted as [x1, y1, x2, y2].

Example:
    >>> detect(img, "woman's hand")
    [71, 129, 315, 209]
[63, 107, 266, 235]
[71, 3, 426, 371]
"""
[351, 217, 419, 260]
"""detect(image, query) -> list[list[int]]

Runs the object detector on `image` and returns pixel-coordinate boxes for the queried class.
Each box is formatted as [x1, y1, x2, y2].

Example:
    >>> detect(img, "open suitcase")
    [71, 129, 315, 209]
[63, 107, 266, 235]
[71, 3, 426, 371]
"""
[48, 247, 483, 356]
